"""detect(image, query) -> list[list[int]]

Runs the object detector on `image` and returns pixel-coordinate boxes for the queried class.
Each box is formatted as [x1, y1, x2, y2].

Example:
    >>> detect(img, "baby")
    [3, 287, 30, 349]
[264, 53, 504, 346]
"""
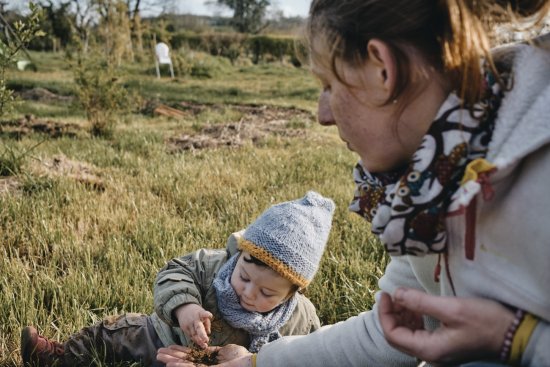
[22, 191, 335, 366]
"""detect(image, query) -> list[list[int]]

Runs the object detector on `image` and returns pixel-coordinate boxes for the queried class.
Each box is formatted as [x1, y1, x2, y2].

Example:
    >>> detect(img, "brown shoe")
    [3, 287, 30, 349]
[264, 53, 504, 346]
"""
[21, 326, 65, 366]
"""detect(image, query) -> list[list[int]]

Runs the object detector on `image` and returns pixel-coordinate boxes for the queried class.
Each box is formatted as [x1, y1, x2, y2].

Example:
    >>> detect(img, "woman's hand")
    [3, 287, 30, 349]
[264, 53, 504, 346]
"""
[157, 344, 253, 367]
[379, 288, 515, 365]
[174, 304, 213, 349]
[157, 345, 196, 366]
[214, 344, 251, 363]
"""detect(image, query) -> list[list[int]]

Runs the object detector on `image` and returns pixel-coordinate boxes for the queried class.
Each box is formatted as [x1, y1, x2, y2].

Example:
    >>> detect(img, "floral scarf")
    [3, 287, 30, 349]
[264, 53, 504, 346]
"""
[213, 253, 298, 352]
[349, 72, 506, 256]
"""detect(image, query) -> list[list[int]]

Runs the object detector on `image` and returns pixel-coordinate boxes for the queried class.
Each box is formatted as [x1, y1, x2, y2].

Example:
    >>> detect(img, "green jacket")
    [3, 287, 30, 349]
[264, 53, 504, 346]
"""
[150, 231, 321, 348]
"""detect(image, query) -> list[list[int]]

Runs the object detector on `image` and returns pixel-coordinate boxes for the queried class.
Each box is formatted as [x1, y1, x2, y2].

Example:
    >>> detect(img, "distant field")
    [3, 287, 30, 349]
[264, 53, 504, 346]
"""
[0, 51, 387, 366]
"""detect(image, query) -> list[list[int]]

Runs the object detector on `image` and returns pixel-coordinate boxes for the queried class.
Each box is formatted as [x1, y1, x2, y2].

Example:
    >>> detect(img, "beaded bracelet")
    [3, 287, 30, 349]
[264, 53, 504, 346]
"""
[499, 308, 525, 362]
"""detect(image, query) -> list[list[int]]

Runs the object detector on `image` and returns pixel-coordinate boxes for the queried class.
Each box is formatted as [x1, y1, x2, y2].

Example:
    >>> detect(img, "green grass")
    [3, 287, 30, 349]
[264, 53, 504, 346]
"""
[0, 52, 386, 366]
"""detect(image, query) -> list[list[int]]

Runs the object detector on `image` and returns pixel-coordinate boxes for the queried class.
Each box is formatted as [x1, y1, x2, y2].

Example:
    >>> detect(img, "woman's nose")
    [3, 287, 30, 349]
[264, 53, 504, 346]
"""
[317, 89, 335, 126]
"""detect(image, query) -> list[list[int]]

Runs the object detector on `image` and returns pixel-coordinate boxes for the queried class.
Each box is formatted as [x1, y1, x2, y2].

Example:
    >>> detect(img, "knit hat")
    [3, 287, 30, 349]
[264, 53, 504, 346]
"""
[238, 191, 335, 289]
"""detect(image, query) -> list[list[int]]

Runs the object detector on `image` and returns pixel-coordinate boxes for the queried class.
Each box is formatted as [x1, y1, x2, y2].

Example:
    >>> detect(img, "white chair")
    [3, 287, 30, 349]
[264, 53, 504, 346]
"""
[154, 42, 174, 79]
[17, 60, 32, 70]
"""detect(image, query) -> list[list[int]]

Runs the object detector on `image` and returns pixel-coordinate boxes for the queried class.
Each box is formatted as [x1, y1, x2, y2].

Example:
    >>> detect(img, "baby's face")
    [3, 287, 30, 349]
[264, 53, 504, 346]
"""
[230, 251, 294, 313]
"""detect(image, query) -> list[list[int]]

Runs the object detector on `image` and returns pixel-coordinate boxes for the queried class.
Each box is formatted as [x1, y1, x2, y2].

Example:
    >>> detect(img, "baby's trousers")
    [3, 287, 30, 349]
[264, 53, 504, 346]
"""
[64, 313, 164, 367]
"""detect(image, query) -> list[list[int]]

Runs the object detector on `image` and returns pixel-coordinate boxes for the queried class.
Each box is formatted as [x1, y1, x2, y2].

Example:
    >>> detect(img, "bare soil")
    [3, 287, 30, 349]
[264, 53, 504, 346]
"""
[15, 87, 74, 103]
[167, 103, 314, 152]
[0, 115, 82, 139]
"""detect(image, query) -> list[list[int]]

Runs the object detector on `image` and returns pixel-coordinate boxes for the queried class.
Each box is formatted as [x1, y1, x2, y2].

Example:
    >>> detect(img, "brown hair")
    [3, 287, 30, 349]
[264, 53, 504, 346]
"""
[307, 0, 550, 107]
[241, 252, 301, 294]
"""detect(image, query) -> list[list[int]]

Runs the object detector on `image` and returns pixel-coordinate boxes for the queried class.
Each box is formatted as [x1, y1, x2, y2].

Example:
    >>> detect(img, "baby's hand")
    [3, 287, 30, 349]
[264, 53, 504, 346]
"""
[174, 304, 213, 349]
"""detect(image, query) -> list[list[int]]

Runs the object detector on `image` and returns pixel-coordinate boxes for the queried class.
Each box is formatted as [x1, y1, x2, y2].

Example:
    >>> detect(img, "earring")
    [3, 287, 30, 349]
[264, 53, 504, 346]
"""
[392, 99, 398, 104]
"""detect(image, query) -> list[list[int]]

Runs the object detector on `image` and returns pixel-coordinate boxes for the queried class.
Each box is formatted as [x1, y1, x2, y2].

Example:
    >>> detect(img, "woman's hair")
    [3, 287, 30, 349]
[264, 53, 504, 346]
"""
[307, 0, 549, 106]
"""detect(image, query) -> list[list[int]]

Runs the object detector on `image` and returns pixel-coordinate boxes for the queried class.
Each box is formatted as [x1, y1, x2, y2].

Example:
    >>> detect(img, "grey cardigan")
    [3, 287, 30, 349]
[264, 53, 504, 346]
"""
[256, 37, 550, 366]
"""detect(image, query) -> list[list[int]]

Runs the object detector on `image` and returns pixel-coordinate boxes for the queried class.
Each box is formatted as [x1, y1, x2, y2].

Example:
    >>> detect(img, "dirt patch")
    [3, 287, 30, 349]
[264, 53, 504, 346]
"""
[0, 115, 83, 139]
[167, 103, 314, 152]
[30, 154, 105, 191]
[15, 87, 74, 103]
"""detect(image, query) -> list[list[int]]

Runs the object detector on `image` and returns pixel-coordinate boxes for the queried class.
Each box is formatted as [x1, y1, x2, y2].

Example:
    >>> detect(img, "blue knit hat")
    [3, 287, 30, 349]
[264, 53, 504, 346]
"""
[237, 191, 335, 288]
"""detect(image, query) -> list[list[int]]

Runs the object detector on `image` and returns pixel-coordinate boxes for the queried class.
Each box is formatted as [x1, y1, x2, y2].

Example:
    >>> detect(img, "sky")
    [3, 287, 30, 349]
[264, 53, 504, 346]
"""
[181, 0, 311, 18]
[7, 0, 312, 18]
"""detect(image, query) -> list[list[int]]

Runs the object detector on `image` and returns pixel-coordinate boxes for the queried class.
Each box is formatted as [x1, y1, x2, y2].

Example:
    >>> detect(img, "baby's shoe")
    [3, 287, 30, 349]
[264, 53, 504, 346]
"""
[21, 326, 65, 366]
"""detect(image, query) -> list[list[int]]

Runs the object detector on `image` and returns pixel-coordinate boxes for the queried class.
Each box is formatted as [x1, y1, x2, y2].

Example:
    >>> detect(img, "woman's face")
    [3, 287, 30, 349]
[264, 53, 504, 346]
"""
[311, 39, 448, 173]
[230, 251, 294, 313]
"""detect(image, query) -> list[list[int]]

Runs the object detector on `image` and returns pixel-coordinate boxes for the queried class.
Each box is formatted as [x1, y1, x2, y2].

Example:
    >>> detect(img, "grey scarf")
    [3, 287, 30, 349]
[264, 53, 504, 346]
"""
[213, 253, 298, 352]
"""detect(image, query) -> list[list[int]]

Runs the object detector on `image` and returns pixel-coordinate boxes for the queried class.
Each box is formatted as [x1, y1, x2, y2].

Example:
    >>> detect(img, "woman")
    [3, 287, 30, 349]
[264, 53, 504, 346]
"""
[158, 0, 550, 366]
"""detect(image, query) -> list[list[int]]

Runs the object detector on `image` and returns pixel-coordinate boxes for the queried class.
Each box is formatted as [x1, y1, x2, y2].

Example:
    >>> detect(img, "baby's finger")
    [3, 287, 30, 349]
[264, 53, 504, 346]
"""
[191, 336, 208, 349]
[202, 317, 212, 335]
[194, 320, 209, 339]
[199, 311, 213, 335]
[182, 325, 195, 341]
[192, 321, 209, 348]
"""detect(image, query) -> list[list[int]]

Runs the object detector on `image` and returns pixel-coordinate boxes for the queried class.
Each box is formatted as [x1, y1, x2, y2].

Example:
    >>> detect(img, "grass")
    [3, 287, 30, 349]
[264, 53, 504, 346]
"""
[0, 51, 386, 366]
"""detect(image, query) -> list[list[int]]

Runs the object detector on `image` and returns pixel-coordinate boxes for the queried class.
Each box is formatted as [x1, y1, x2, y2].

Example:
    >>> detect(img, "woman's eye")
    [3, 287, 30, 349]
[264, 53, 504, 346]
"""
[261, 290, 273, 297]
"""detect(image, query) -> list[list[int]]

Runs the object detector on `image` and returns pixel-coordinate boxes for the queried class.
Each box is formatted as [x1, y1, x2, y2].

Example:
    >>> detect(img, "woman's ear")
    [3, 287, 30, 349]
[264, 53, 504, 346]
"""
[366, 39, 397, 98]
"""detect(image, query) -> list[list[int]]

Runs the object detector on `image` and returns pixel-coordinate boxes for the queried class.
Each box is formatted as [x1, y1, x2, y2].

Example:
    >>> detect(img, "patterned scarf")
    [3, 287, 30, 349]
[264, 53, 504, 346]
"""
[213, 253, 298, 352]
[349, 72, 505, 256]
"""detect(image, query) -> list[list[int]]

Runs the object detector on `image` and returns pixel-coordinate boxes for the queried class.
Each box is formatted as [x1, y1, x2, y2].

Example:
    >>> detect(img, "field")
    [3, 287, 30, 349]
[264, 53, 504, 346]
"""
[0, 51, 387, 366]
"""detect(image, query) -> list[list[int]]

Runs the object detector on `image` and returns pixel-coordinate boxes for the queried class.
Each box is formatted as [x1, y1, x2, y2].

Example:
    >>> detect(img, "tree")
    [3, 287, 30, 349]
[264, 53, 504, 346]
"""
[126, 0, 143, 58]
[217, 0, 270, 34]
[0, 3, 44, 117]
[70, 0, 95, 52]
[40, 1, 73, 50]
[94, 0, 133, 66]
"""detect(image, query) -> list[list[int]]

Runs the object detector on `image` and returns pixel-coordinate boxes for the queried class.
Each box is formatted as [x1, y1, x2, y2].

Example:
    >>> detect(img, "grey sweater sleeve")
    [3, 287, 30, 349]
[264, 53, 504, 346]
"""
[521, 319, 550, 367]
[257, 302, 417, 366]
[257, 256, 423, 366]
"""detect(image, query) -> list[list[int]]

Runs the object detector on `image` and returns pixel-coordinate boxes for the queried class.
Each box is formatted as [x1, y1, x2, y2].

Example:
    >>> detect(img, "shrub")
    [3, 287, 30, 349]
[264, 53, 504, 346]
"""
[171, 51, 231, 79]
[168, 32, 305, 66]
[69, 47, 133, 137]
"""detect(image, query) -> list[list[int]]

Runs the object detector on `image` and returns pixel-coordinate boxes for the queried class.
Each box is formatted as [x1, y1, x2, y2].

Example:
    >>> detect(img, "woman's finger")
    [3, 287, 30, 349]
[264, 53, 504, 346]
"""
[392, 288, 459, 323]
[158, 346, 188, 359]
[157, 351, 188, 364]
[168, 345, 192, 352]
